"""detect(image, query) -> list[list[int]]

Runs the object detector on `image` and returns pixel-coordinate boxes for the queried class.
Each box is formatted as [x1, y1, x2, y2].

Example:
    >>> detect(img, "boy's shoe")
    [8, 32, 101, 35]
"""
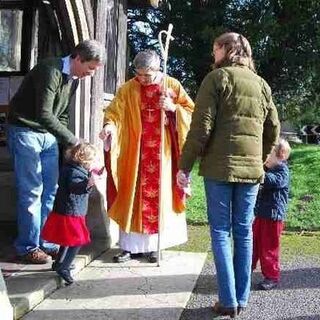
[258, 278, 278, 291]
[56, 269, 74, 285]
[19, 248, 51, 264]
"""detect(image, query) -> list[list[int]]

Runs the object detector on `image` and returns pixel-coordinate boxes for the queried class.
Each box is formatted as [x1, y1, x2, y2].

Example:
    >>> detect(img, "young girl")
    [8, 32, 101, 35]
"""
[41, 142, 103, 285]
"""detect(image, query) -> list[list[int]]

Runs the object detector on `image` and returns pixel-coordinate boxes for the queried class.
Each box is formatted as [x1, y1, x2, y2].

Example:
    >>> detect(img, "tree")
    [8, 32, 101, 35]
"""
[128, 0, 320, 126]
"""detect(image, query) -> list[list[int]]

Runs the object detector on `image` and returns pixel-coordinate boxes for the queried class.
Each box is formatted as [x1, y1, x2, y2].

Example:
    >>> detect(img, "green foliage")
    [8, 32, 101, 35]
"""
[186, 144, 320, 231]
[128, 1, 320, 121]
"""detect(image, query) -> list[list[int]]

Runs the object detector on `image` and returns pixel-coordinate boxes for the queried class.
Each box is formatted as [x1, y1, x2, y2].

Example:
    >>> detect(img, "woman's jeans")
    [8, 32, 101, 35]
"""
[204, 178, 259, 308]
[7, 125, 59, 255]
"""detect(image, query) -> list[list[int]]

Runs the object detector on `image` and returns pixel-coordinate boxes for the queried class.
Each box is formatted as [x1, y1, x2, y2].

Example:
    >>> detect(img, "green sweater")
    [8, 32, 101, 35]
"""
[179, 65, 280, 183]
[8, 58, 77, 146]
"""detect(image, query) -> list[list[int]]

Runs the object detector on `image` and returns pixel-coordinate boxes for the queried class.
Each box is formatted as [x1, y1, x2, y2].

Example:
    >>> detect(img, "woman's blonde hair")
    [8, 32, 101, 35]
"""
[214, 32, 256, 72]
[65, 143, 98, 169]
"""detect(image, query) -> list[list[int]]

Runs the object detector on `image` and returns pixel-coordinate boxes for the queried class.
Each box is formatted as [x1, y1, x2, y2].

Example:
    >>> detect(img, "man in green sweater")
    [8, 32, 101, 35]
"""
[7, 40, 105, 264]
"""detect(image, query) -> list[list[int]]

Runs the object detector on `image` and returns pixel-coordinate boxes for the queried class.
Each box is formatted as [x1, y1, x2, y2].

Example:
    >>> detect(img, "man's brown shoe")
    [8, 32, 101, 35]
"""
[45, 249, 59, 260]
[20, 248, 51, 264]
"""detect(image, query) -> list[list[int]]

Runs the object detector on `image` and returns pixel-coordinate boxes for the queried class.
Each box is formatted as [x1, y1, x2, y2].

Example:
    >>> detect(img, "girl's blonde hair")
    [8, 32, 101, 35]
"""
[65, 143, 98, 169]
[214, 32, 256, 72]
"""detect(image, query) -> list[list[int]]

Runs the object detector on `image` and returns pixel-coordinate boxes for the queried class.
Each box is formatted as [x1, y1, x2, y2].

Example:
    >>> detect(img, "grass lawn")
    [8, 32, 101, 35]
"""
[174, 225, 320, 261]
[185, 143, 320, 231]
[286, 144, 320, 230]
[176, 143, 320, 258]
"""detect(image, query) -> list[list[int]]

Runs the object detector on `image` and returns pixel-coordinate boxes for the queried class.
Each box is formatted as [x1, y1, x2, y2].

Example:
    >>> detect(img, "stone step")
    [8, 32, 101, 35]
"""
[15, 250, 207, 320]
[5, 240, 109, 320]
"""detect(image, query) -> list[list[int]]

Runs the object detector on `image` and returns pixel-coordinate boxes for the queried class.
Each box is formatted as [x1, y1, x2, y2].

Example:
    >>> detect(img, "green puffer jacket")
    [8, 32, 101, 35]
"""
[179, 65, 280, 183]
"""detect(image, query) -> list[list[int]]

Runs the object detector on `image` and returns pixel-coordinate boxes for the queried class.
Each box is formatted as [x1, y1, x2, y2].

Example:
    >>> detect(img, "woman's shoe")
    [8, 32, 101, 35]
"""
[113, 251, 131, 263]
[213, 301, 237, 318]
[237, 306, 246, 315]
[56, 269, 74, 285]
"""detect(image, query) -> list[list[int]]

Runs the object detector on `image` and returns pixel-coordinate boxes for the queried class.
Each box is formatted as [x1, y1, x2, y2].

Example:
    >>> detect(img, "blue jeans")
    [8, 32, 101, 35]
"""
[204, 178, 259, 308]
[7, 125, 59, 255]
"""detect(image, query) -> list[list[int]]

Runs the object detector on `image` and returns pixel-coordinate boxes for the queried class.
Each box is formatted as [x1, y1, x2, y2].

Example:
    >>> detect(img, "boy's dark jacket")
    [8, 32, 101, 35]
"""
[255, 161, 290, 221]
[53, 163, 92, 216]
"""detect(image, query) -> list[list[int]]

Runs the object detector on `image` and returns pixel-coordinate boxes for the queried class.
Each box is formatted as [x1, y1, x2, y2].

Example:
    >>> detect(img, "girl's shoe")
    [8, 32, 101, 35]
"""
[56, 269, 74, 285]
[213, 301, 237, 318]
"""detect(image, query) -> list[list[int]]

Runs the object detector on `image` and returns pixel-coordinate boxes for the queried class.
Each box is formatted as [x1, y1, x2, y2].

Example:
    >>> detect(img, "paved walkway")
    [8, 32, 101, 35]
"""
[181, 258, 320, 320]
[3, 219, 319, 320]
[19, 254, 320, 320]
[20, 250, 207, 320]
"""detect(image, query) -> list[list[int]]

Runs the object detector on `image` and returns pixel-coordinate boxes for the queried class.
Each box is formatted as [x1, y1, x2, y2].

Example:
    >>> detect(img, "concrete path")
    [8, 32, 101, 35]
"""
[4, 240, 109, 319]
[22, 250, 207, 320]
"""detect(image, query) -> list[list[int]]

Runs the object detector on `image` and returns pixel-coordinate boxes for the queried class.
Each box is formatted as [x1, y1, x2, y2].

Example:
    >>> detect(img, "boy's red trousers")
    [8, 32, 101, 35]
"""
[252, 216, 284, 282]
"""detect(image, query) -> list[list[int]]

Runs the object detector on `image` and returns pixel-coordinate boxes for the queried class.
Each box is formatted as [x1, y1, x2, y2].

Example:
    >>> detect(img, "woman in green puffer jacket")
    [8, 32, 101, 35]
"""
[178, 32, 280, 318]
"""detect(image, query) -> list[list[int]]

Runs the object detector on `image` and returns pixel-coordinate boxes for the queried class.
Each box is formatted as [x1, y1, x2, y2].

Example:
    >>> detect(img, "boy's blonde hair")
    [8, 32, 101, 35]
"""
[65, 143, 98, 169]
[274, 138, 291, 160]
[214, 32, 256, 72]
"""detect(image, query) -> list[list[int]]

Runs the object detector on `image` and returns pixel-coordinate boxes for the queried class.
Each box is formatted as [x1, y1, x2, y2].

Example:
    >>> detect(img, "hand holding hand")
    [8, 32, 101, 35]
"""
[89, 167, 107, 194]
[177, 169, 191, 189]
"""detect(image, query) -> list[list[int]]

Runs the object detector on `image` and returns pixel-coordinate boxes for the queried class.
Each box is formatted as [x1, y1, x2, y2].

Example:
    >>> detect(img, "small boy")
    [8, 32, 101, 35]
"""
[252, 138, 291, 290]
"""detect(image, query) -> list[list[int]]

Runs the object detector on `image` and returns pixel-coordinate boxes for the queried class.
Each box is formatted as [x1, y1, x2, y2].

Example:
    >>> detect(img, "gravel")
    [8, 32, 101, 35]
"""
[180, 257, 320, 320]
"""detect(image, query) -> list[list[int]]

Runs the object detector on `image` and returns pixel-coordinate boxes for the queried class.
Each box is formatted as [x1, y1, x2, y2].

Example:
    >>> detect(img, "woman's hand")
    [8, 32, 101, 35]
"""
[177, 169, 191, 189]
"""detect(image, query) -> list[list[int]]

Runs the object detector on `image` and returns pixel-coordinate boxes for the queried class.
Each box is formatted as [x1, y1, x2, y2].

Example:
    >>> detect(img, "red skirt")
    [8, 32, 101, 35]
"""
[41, 212, 91, 246]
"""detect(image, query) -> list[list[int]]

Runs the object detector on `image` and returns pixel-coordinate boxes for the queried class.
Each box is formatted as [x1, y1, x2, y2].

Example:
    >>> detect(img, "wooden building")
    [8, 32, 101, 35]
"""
[0, 1, 165, 318]
[0, 0, 168, 245]
[0, 0, 164, 220]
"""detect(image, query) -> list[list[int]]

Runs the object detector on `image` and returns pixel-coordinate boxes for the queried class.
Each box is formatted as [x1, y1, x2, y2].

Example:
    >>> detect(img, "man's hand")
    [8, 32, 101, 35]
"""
[159, 94, 176, 112]
[99, 124, 116, 151]
[99, 123, 116, 141]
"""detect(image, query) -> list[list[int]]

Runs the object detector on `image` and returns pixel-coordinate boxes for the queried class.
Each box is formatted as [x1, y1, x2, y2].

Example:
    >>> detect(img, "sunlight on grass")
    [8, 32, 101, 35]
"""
[186, 144, 320, 231]
[178, 144, 320, 258]
[287, 144, 320, 230]
[282, 232, 320, 259]
[173, 226, 320, 261]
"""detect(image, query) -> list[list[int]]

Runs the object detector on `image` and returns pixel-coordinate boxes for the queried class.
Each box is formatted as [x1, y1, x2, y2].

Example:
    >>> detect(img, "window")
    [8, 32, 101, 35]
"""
[0, 9, 23, 71]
